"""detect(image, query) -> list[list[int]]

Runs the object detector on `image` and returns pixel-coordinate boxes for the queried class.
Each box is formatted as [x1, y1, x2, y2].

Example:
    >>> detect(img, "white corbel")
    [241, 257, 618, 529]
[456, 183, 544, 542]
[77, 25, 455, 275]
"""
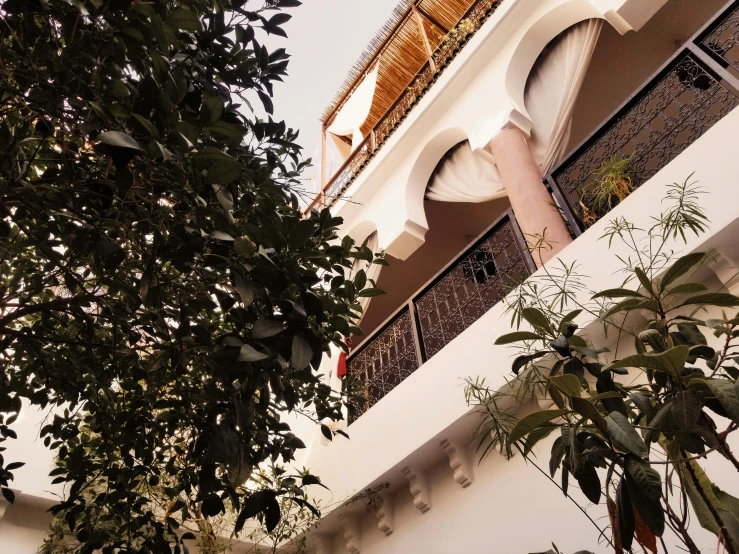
[440, 438, 474, 488]
[313, 533, 333, 554]
[375, 491, 395, 536]
[401, 465, 431, 513]
[338, 513, 361, 554]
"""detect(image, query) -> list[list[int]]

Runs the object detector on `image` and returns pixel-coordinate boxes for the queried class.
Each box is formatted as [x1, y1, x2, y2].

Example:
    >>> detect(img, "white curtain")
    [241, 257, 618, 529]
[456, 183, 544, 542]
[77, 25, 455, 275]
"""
[424, 141, 505, 203]
[526, 18, 603, 175]
[424, 19, 602, 201]
[352, 231, 381, 316]
[328, 61, 381, 156]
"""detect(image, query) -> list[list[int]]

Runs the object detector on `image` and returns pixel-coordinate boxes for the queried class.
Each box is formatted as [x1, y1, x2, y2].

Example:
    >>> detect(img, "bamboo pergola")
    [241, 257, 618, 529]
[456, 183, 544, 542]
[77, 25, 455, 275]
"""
[321, 0, 475, 134]
[310, 0, 502, 212]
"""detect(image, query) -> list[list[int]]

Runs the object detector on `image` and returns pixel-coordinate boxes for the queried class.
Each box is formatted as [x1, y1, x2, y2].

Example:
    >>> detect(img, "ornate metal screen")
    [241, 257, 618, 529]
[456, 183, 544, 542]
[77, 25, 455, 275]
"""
[701, 2, 739, 78]
[347, 308, 420, 423]
[414, 215, 531, 359]
[347, 212, 533, 423]
[547, 2, 739, 233]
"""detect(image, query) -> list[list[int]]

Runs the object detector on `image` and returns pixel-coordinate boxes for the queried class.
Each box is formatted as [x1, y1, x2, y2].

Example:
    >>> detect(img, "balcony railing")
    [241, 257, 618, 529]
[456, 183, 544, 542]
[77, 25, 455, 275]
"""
[306, 0, 504, 213]
[348, 211, 535, 423]
[546, 0, 739, 235]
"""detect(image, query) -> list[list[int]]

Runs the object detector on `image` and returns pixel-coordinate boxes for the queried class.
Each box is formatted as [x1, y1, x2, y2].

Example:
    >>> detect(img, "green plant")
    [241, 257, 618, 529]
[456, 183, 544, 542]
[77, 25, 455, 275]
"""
[582, 155, 634, 224]
[467, 178, 739, 554]
[0, 1, 385, 552]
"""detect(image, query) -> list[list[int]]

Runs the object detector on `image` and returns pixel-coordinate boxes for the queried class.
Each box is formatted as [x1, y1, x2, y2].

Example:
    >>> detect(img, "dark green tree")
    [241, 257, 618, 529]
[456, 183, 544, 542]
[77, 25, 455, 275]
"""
[0, 1, 380, 552]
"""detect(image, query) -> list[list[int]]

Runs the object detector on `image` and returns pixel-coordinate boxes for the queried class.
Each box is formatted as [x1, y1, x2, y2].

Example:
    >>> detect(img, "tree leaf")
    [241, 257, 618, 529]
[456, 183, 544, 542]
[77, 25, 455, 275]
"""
[676, 293, 739, 309]
[591, 288, 645, 300]
[512, 351, 548, 375]
[659, 252, 706, 293]
[671, 390, 702, 430]
[509, 409, 570, 444]
[550, 374, 581, 398]
[571, 397, 608, 435]
[167, 8, 202, 31]
[521, 307, 552, 334]
[608, 345, 690, 379]
[624, 457, 664, 536]
[704, 379, 739, 423]
[291, 336, 312, 370]
[494, 331, 543, 345]
[238, 344, 268, 362]
[523, 424, 556, 457]
[606, 412, 648, 456]
[665, 282, 708, 296]
[252, 320, 286, 339]
[617, 477, 636, 550]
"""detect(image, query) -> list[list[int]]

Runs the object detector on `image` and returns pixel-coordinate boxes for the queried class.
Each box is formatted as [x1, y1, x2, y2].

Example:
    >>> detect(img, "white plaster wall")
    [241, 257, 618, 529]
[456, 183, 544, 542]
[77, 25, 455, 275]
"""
[0, 497, 54, 554]
[303, 101, 739, 542]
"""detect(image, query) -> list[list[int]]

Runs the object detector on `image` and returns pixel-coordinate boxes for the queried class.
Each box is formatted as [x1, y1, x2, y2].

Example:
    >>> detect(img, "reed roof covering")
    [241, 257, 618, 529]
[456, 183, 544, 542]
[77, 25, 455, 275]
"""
[321, 0, 478, 131]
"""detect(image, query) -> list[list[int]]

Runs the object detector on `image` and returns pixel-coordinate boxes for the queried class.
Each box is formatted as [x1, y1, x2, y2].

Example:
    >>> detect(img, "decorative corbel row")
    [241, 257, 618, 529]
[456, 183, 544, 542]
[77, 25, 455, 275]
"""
[375, 491, 395, 536]
[440, 438, 474, 488]
[313, 533, 332, 554]
[401, 465, 431, 513]
[338, 513, 361, 554]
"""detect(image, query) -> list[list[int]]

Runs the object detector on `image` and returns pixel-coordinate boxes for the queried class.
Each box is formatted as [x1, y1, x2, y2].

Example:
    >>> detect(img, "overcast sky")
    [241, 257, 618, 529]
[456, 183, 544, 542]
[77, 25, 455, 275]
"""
[264, 0, 400, 194]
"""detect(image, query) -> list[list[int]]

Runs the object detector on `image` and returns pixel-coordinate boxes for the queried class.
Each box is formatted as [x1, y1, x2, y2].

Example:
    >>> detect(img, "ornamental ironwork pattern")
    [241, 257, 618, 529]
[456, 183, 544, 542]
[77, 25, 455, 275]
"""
[414, 216, 530, 359]
[322, 0, 503, 209]
[552, 52, 739, 217]
[347, 308, 420, 423]
[701, 2, 739, 78]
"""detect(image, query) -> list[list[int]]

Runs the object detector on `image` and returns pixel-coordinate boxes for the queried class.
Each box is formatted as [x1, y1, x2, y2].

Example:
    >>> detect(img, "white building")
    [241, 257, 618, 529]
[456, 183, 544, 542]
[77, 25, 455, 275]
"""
[5, 0, 739, 552]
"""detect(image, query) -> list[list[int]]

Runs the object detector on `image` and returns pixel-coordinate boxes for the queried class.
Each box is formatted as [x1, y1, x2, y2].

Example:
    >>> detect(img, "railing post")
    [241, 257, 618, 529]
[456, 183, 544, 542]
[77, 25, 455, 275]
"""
[407, 300, 426, 365]
[369, 129, 377, 153]
[686, 42, 739, 97]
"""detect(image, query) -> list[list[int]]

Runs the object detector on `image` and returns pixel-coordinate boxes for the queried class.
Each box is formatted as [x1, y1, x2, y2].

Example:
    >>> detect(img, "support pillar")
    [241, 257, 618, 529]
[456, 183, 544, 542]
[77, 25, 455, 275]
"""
[487, 126, 572, 266]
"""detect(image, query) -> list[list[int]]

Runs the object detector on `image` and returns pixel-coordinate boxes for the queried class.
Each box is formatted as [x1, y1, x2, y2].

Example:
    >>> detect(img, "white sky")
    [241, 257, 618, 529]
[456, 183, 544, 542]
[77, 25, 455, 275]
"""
[266, 0, 401, 195]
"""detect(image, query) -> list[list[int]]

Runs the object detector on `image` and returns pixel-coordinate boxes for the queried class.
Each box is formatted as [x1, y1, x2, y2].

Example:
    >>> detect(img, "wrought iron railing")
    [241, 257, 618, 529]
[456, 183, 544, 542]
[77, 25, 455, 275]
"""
[546, 0, 739, 235]
[306, 0, 504, 213]
[348, 211, 534, 423]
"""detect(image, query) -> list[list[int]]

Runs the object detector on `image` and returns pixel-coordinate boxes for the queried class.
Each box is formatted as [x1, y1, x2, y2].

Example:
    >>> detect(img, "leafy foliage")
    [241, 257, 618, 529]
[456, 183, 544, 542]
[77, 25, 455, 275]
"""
[467, 180, 739, 554]
[0, 1, 382, 552]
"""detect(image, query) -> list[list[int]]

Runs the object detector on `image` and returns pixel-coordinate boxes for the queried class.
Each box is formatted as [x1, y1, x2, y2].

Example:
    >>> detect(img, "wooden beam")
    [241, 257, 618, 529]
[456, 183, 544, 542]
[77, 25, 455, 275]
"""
[411, 3, 436, 72]
[320, 124, 327, 208]
[417, 5, 449, 33]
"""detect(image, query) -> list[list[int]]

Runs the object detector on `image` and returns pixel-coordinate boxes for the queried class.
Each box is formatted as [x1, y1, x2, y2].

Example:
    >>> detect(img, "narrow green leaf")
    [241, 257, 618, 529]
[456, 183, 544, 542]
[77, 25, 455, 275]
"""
[494, 331, 542, 345]
[659, 252, 706, 293]
[591, 288, 645, 300]
[550, 374, 582, 398]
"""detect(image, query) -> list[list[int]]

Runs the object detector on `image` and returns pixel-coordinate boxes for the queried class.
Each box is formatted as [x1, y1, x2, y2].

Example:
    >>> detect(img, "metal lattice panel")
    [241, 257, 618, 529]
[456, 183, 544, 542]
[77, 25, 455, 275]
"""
[414, 218, 529, 359]
[701, 2, 739, 78]
[553, 51, 739, 217]
[347, 308, 420, 422]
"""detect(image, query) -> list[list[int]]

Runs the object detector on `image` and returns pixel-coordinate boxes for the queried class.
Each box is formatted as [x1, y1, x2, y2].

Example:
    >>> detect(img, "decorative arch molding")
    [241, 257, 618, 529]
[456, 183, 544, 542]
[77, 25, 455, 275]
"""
[345, 220, 378, 250]
[503, 0, 602, 139]
[386, 127, 470, 261]
[499, 0, 669, 145]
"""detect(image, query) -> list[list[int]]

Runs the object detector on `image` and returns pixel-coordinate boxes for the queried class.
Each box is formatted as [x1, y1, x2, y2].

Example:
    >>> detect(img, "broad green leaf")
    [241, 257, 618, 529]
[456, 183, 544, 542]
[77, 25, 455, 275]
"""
[571, 396, 608, 435]
[550, 374, 581, 398]
[659, 252, 706, 293]
[251, 320, 286, 339]
[671, 390, 702, 430]
[494, 331, 542, 345]
[131, 113, 160, 138]
[289, 219, 316, 248]
[512, 351, 548, 374]
[197, 147, 242, 184]
[167, 8, 202, 31]
[209, 121, 245, 143]
[200, 96, 224, 126]
[624, 456, 664, 536]
[238, 344, 268, 362]
[521, 307, 552, 334]
[591, 288, 645, 300]
[508, 409, 570, 444]
[676, 293, 739, 309]
[606, 412, 648, 456]
[357, 287, 383, 298]
[523, 424, 556, 457]
[601, 298, 650, 320]
[704, 379, 739, 422]
[291, 336, 312, 370]
[665, 282, 708, 296]
[608, 345, 690, 379]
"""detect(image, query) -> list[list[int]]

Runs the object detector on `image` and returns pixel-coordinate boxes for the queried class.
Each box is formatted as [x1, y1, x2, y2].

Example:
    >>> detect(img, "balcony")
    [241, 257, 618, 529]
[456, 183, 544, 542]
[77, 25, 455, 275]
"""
[306, 0, 505, 213]
[344, 0, 739, 423]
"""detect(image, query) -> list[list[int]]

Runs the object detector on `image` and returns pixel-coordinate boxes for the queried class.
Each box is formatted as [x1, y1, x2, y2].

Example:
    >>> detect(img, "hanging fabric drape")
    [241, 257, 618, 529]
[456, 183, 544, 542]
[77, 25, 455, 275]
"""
[424, 141, 505, 203]
[327, 61, 381, 156]
[424, 19, 602, 202]
[525, 18, 603, 175]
